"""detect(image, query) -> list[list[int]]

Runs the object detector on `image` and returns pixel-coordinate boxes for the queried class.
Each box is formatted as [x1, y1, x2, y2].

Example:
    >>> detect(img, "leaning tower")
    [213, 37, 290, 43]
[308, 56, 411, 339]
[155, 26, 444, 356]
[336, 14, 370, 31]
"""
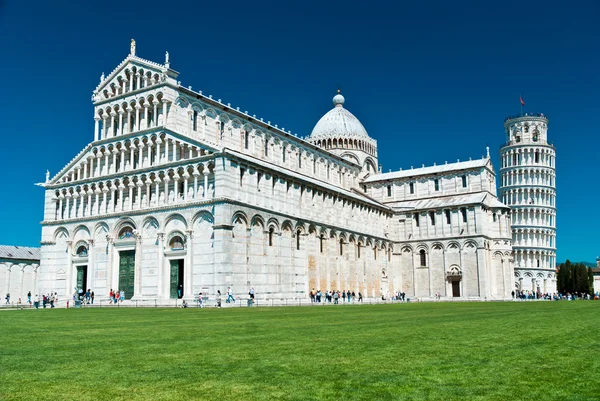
[499, 113, 557, 294]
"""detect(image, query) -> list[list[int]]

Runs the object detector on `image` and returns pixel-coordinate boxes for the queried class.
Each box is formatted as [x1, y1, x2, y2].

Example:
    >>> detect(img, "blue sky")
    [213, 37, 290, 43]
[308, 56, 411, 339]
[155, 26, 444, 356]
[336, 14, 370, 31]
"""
[0, 0, 598, 262]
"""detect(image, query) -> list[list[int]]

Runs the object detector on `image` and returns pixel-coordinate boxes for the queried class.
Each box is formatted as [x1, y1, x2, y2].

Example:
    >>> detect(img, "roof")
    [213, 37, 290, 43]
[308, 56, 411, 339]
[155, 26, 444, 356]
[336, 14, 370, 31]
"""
[310, 93, 370, 140]
[364, 158, 491, 183]
[223, 148, 390, 211]
[385, 192, 508, 211]
[0, 245, 41, 261]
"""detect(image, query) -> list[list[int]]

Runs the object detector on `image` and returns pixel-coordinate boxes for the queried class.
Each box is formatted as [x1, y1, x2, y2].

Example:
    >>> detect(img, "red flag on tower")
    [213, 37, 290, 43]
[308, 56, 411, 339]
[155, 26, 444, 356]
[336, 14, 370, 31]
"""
[520, 96, 525, 106]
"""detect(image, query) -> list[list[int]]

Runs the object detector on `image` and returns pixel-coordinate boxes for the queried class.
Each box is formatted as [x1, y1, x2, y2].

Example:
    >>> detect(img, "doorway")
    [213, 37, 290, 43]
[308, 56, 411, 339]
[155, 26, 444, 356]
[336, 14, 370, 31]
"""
[118, 250, 135, 300]
[76, 266, 88, 293]
[170, 259, 184, 299]
[452, 281, 461, 297]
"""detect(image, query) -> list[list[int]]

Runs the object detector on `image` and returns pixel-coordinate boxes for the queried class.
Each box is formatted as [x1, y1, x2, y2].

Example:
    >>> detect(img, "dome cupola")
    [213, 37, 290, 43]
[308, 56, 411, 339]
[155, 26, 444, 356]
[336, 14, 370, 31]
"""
[308, 90, 378, 174]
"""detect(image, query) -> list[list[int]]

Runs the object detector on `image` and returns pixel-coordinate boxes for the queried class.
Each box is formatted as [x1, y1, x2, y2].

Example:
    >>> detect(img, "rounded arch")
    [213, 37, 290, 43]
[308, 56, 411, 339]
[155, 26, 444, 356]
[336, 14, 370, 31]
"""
[266, 217, 280, 232]
[142, 217, 159, 238]
[340, 152, 360, 164]
[73, 225, 91, 240]
[114, 218, 137, 237]
[415, 243, 429, 252]
[281, 219, 294, 232]
[53, 227, 69, 242]
[93, 222, 109, 241]
[231, 211, 249, 226]
[164, 213, 188, 230]
[191, 210, 214, 227]
[250, 214, 265, 229]
[431, 242, 444, 251]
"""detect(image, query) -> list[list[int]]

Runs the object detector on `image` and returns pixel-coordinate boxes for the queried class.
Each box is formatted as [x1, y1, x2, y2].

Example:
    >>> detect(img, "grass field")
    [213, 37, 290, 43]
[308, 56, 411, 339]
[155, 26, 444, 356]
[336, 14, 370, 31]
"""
[1, 302, 599, 401]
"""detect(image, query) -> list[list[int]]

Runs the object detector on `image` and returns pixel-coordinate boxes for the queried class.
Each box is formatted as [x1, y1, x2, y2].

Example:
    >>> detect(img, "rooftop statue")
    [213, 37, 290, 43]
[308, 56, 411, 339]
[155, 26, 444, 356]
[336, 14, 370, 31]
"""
[130, 38, 136, 56]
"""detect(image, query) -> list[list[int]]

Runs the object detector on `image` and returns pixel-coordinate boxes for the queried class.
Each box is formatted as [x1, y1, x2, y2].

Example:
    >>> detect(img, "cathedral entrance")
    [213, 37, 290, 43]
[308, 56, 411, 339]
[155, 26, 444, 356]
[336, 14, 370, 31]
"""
[76, 266, 88, 292]
[170, 259, 184, 299]
[452, 281, 461, 297]
[118, 251, 135, 300]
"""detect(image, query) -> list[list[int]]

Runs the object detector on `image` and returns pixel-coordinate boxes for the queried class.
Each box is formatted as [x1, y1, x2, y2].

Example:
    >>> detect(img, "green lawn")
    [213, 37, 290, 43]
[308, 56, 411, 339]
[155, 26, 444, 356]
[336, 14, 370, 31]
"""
[1, 302, 598, 401]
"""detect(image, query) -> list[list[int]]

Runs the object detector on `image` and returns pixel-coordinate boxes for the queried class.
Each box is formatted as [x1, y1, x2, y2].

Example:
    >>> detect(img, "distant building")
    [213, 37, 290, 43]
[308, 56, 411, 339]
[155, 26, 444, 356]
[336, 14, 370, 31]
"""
[498, 113, 557, 294]
[0, 245, 41, 303]
[592, 257, 600, 295]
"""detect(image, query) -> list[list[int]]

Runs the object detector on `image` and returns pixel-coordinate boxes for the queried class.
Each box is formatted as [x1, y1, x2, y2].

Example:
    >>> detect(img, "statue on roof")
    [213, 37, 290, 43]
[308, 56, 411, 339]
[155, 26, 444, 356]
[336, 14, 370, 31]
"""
[165, 51, 169, 64]
[45, 170, 50, 182]
[130, 38, 136, 56]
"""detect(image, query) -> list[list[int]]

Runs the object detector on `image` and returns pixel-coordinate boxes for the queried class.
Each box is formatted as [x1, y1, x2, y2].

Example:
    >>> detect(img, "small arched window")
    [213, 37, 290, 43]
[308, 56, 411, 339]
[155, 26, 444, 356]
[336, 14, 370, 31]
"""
[319, 235, 324, 254]
[169, 236, 184, 250]
[339, 238, 344, 256]
[76, 245, 88, 257]
[296, 229, 301, 250]
[269, 227, 274, 246]
[419, 249, 427, 267]
[118, 226, 134, 239]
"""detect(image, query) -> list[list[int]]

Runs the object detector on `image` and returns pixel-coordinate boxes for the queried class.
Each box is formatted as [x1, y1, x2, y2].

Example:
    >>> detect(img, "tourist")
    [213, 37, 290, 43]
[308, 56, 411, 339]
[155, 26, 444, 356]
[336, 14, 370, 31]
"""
[309, 289, 315, 303]
[347, 290, 351, 303]
[91, 290, 95, 304]
[226, 287, 235, 303]
[333, 291, 339, 304]
[216, 290, 222, 307]
[358, 292, 363, 302]
[50, 293, 55, 308]
[249, 288, 255, 304]
[34, 294, 40, 309]
[27, 291, 32, 305]
[198, 292, 204, 308]
[177, 284, 183, 299]
[119, 290, 125, 302]
[5, 293, 9, 304]
[109, 289, 114, 303]
[181, 300, 188, 308]
[85, 289, 91, 304]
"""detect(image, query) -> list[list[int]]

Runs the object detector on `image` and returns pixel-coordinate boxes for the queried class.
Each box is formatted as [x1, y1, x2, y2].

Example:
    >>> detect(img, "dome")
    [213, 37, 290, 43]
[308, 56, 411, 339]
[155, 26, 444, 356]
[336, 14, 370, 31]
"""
[310, 91, 370, 140]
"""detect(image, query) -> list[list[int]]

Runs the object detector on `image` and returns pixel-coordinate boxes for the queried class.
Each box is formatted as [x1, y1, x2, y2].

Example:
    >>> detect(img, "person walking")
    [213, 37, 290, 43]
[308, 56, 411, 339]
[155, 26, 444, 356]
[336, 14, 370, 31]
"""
[91, 290, 95, 305]
[249, 288, 255, 305]
[27, 291, 32, 305]
[358, 292, 363, 302]
[226, 287, 235, 303]
[5, 293, 9, 304]
[50, 293, 55, 308]
[333, 291, 339, 304]
[347, 290, 351, 303]
[198, 292, 204, 308]
[34, 294, 40, 309]
[119, 290, 125, 303]
[216, 290, 222, 308]
[177, 284, 183, 299]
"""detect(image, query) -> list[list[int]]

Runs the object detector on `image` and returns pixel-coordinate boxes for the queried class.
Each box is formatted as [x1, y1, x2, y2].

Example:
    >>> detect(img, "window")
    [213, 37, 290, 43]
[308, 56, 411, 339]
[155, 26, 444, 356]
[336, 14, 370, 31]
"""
[414, 213, 420, 227]
[512, 154, 517, 165]
[387, 185, 392, 197]
[493, 213, 497, 222]
[220, 121, 224, 133]
[282, 146, 286, 163]
[244, 131, 249, 149]
[76, 245, 88, 257]
[409, 182, 415, 194]
[429, 211, 435, 225]
[388, 248, 391, 262]
[240, 168, 245, 187]
[357, 243, 361, 258]
[363, 185, 367, 193]
[537, 259, 540, 268]
[193, 111, 198, 131]
[257, 172, 262, 189]
[264, 139, 269, 157]
[296, 229, 301, 250]
[445, 209, 451, 224]
[339, 239, 344, 256]
[169, 236, 184, 250]
[434, 179, 439, 191]
[535, 152, 539, 163]
[320, 235, 324, 253]
[515, 136, 521, 143]
[268, 227, 274, 246]
[524, 125, 529, 133]
[118, 226, 134, 239]
[461, 208, 467, 223]
[462, 175, 467, 188]
[298, 153, 302, 168]
[374, 247, 377, 260]
[419, 249, 426, 267]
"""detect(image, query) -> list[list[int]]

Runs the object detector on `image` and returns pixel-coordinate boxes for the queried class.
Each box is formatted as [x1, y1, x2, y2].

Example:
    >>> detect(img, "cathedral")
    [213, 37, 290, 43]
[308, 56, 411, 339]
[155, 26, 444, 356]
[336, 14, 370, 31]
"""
[31, 41, 532, 303]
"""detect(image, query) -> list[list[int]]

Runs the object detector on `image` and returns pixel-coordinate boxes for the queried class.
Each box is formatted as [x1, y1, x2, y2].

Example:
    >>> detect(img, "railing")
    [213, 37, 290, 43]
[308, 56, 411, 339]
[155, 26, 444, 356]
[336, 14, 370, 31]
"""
[504, 113, 548, 122]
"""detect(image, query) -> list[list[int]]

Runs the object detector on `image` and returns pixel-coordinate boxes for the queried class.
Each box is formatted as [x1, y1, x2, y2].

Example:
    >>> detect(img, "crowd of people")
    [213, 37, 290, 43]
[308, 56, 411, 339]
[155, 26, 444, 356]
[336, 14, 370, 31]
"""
[511, 290, 598, 300]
